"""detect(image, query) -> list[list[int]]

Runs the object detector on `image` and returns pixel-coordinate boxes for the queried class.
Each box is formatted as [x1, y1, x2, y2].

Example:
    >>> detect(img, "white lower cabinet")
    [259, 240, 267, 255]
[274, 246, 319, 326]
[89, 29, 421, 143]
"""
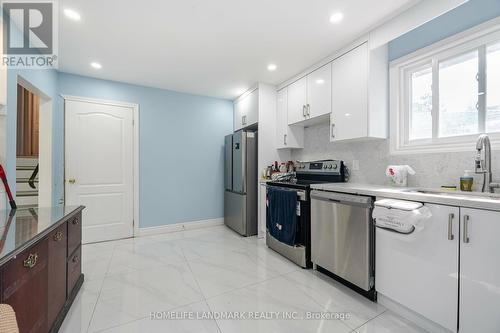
[276, 88, 303, 149]
[377, 204, 500, 332]
[376, 203, 459, 332]
[459, 208, 500, 333]
[258, 183, 267, 239]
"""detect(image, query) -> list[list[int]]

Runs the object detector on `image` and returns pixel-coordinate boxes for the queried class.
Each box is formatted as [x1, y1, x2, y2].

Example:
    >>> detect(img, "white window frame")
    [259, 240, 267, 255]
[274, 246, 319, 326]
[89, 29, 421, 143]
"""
[390, 17, 500, 154]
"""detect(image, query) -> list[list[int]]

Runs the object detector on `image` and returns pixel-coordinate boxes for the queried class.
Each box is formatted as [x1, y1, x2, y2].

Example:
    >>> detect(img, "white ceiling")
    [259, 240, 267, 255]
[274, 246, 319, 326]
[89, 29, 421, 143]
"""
[58, 0, 419, 100]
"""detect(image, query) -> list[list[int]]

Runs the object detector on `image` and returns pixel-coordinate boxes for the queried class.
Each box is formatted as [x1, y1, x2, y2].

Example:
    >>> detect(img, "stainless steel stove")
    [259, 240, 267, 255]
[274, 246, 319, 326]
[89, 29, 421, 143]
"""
[266, 160, 346, 268]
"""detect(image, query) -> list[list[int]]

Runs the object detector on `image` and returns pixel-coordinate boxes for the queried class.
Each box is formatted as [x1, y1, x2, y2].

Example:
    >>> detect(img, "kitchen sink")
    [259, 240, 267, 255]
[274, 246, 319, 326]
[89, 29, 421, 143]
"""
[405, 188, 500, 200]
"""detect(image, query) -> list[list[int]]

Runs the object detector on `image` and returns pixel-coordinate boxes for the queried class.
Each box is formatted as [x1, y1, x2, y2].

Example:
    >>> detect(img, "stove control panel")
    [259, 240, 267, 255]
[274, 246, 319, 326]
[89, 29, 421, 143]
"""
[296, 160, 343, 174]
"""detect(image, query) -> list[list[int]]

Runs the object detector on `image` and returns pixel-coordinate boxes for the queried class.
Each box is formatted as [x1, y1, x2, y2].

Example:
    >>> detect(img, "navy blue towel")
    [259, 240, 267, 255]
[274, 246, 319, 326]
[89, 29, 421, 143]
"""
[266, 187, 298, 246]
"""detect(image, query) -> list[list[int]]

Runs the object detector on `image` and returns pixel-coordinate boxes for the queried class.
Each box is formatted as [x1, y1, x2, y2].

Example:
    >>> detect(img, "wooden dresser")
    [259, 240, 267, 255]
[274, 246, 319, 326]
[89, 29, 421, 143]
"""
[0, 206, 85, 333]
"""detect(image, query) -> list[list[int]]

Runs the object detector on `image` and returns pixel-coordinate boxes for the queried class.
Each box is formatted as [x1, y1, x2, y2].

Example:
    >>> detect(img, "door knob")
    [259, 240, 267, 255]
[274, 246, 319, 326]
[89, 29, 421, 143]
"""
[68, 178, 76, 184]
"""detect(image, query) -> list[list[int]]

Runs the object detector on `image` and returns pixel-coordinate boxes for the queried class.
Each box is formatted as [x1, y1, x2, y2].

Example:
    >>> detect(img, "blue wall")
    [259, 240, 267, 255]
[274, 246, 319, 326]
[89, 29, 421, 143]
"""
[389, 0, 500, 60]
[57, 73, 233, 227]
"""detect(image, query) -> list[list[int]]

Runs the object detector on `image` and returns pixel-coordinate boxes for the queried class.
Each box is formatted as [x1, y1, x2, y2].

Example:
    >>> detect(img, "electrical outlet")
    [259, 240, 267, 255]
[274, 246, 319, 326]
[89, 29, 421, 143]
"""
[352, 160, 360, 171]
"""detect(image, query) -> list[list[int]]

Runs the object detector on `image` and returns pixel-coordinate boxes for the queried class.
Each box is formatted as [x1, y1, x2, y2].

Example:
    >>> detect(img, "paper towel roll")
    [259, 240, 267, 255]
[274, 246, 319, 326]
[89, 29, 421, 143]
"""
[386, 165, 416, 187]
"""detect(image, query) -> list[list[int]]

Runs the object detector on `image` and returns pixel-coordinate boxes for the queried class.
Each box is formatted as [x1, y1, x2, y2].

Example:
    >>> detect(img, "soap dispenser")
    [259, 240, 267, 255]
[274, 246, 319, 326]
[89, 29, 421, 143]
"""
[460, 170, 474, 192]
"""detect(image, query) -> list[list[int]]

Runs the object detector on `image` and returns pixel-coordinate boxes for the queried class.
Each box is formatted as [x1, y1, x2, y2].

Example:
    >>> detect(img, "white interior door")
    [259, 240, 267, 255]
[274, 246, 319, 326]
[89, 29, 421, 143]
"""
[65, 99, 134, 244]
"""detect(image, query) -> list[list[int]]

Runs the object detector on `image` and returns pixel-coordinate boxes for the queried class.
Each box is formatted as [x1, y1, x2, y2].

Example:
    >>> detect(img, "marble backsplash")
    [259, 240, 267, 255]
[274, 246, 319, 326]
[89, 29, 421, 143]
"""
[290, 123, 500, 191]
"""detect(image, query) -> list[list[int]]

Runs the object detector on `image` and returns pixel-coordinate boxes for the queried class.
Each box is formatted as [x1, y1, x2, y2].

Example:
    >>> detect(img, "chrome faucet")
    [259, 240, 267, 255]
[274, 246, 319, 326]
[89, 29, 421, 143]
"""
[475, 134, 500, 193]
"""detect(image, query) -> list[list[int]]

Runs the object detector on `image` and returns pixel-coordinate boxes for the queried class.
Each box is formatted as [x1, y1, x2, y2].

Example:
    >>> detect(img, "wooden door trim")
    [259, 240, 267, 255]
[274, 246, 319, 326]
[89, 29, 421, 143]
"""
[62, 95, 140, 238]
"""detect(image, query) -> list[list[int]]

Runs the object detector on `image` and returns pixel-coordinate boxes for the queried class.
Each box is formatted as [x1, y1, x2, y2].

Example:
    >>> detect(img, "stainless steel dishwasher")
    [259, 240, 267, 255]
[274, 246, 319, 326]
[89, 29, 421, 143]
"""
[311, 190, 375, 295]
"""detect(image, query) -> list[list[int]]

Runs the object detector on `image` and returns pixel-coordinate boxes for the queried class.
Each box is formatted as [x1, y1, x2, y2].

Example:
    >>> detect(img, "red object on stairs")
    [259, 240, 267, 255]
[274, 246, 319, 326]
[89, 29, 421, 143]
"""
[0, 164, 17, 210]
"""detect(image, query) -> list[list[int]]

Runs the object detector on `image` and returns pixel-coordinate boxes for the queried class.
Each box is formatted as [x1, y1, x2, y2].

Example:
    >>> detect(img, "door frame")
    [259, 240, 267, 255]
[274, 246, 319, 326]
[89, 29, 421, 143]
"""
[62, 95, 140, 237]
[18, 75, 53, 207]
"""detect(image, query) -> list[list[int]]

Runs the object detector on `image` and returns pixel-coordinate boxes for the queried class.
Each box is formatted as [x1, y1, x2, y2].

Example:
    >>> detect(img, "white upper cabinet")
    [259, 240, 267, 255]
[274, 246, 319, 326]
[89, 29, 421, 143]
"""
[287, 64, 332, 126]
[330, 42, 388, 142]
[234, 99, 243, 131]
[234, 88, 259, 131]
[459, 208, 500, 333]
[307, 63, 332, 119]
[276, 88, 303, 149]
[287, 77, 307, 125]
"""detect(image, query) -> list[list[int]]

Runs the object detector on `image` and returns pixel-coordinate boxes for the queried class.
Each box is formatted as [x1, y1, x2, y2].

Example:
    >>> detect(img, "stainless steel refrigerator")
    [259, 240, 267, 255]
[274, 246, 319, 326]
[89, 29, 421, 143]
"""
[224, 130, 257, 236]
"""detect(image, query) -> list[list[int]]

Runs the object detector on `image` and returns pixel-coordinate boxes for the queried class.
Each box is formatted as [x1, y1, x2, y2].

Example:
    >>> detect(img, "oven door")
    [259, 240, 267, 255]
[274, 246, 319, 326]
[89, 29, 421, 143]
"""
[265, 186, 311, 268]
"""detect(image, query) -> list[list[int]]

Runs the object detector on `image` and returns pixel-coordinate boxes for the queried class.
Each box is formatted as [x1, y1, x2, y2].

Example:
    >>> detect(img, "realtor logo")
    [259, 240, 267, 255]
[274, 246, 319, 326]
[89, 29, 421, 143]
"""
[1, 1, 58, 68]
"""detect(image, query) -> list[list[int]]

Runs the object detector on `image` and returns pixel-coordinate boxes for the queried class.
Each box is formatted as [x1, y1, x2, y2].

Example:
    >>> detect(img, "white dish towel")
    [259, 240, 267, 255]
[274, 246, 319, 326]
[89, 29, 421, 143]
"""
[372, 199, 432, 234]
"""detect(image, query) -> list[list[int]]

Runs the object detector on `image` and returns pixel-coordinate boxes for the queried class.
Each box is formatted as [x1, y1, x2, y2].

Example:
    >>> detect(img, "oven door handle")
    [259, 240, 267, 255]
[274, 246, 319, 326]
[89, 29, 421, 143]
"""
[268, 186, 307, 201]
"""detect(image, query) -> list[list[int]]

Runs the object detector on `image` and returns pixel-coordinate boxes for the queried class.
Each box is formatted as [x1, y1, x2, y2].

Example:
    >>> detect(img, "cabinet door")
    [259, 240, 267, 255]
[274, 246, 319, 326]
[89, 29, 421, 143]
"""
[234, 99, 243, 131]
[67, 246, 82, 297]
[68, 213, 82, 257]
[460, 208, 500, 333]
[2, 238, 48, 333]
[331, 43, 368, 141]
[306, 63, 332, 119]
[258, 184, 267, 238]
[376, 204, 459, 332]
[276, 88, 287, 148]
[287, 77, 307, 125]
[245, 89, 258, 127]
[47, 223, 67, 328]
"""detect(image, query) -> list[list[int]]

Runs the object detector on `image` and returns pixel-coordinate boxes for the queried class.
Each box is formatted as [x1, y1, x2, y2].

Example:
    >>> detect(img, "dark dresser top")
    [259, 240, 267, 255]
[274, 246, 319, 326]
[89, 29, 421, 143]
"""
[0, 205, 85, 266]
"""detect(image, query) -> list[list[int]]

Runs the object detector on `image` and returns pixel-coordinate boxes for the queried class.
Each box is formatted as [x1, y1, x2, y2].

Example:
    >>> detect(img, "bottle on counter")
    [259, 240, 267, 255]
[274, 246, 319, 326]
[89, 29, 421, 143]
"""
[460, 170, 474, 192]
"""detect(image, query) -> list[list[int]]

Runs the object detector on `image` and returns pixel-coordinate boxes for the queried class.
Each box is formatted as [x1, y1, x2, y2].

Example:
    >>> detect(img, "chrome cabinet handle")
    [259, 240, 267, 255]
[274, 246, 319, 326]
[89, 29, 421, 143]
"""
[284, 134, 287, 145]
[302, 105, 306, 117]
[463, 215, 470, 243]
[307, 104, 310, 116]
[242, 115, 246, 125]
[448, 213, 454, 240]
[23, 253, 38, 269]
[331, 123, 335, 138]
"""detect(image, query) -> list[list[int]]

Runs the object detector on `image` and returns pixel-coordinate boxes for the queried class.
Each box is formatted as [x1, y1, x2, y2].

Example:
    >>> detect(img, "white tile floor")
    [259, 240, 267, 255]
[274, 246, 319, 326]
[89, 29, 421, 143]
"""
[59, 225, 428, 333]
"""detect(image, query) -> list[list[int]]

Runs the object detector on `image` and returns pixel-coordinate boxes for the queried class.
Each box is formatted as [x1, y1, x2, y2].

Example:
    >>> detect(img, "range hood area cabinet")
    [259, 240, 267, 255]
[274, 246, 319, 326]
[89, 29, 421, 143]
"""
[234, 88, 259, 131]
[287, 63, 332, 126]
[276, 87, 304, 149]
[330, 42, 388, 142]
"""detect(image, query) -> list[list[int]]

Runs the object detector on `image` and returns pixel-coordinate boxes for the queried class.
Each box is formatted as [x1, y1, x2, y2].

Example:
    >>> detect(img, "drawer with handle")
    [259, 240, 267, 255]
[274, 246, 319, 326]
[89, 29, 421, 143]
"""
[1, 238, 49, 333]
[67, 246, 81, 296]
[67, 213, 82, 256]
[48, 223, 68, 327]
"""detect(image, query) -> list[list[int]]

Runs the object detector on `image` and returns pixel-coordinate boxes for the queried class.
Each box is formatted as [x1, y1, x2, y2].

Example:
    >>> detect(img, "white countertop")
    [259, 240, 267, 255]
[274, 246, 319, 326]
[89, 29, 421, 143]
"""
[310, 183, 500, 212]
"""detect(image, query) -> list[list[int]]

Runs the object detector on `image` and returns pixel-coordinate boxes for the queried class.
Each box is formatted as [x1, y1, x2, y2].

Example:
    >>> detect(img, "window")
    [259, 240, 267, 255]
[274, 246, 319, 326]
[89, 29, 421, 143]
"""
[487, 43, 500, 132]
[391, 23, 500, 153]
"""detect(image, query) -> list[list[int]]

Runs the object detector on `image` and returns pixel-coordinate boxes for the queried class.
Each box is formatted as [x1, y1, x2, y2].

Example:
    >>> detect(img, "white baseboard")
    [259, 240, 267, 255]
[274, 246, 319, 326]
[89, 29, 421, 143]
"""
[138, 218, 224, 237]
[378, 294, 453, 333]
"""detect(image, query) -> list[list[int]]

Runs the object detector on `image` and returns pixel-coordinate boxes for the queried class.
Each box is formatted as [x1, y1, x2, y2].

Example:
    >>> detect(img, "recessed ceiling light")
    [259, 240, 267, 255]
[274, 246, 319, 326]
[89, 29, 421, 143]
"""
[90, 62, 102, 69]
[315, 79, 325, 85]
[329, 12, 344, 24]
[267, 63, 277, 72]
[64, 8, 81, 21]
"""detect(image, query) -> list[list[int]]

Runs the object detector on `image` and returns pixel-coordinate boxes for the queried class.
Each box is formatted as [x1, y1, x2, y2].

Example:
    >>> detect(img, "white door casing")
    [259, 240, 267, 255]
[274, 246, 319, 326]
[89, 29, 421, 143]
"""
[64, 97, 137, 243]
